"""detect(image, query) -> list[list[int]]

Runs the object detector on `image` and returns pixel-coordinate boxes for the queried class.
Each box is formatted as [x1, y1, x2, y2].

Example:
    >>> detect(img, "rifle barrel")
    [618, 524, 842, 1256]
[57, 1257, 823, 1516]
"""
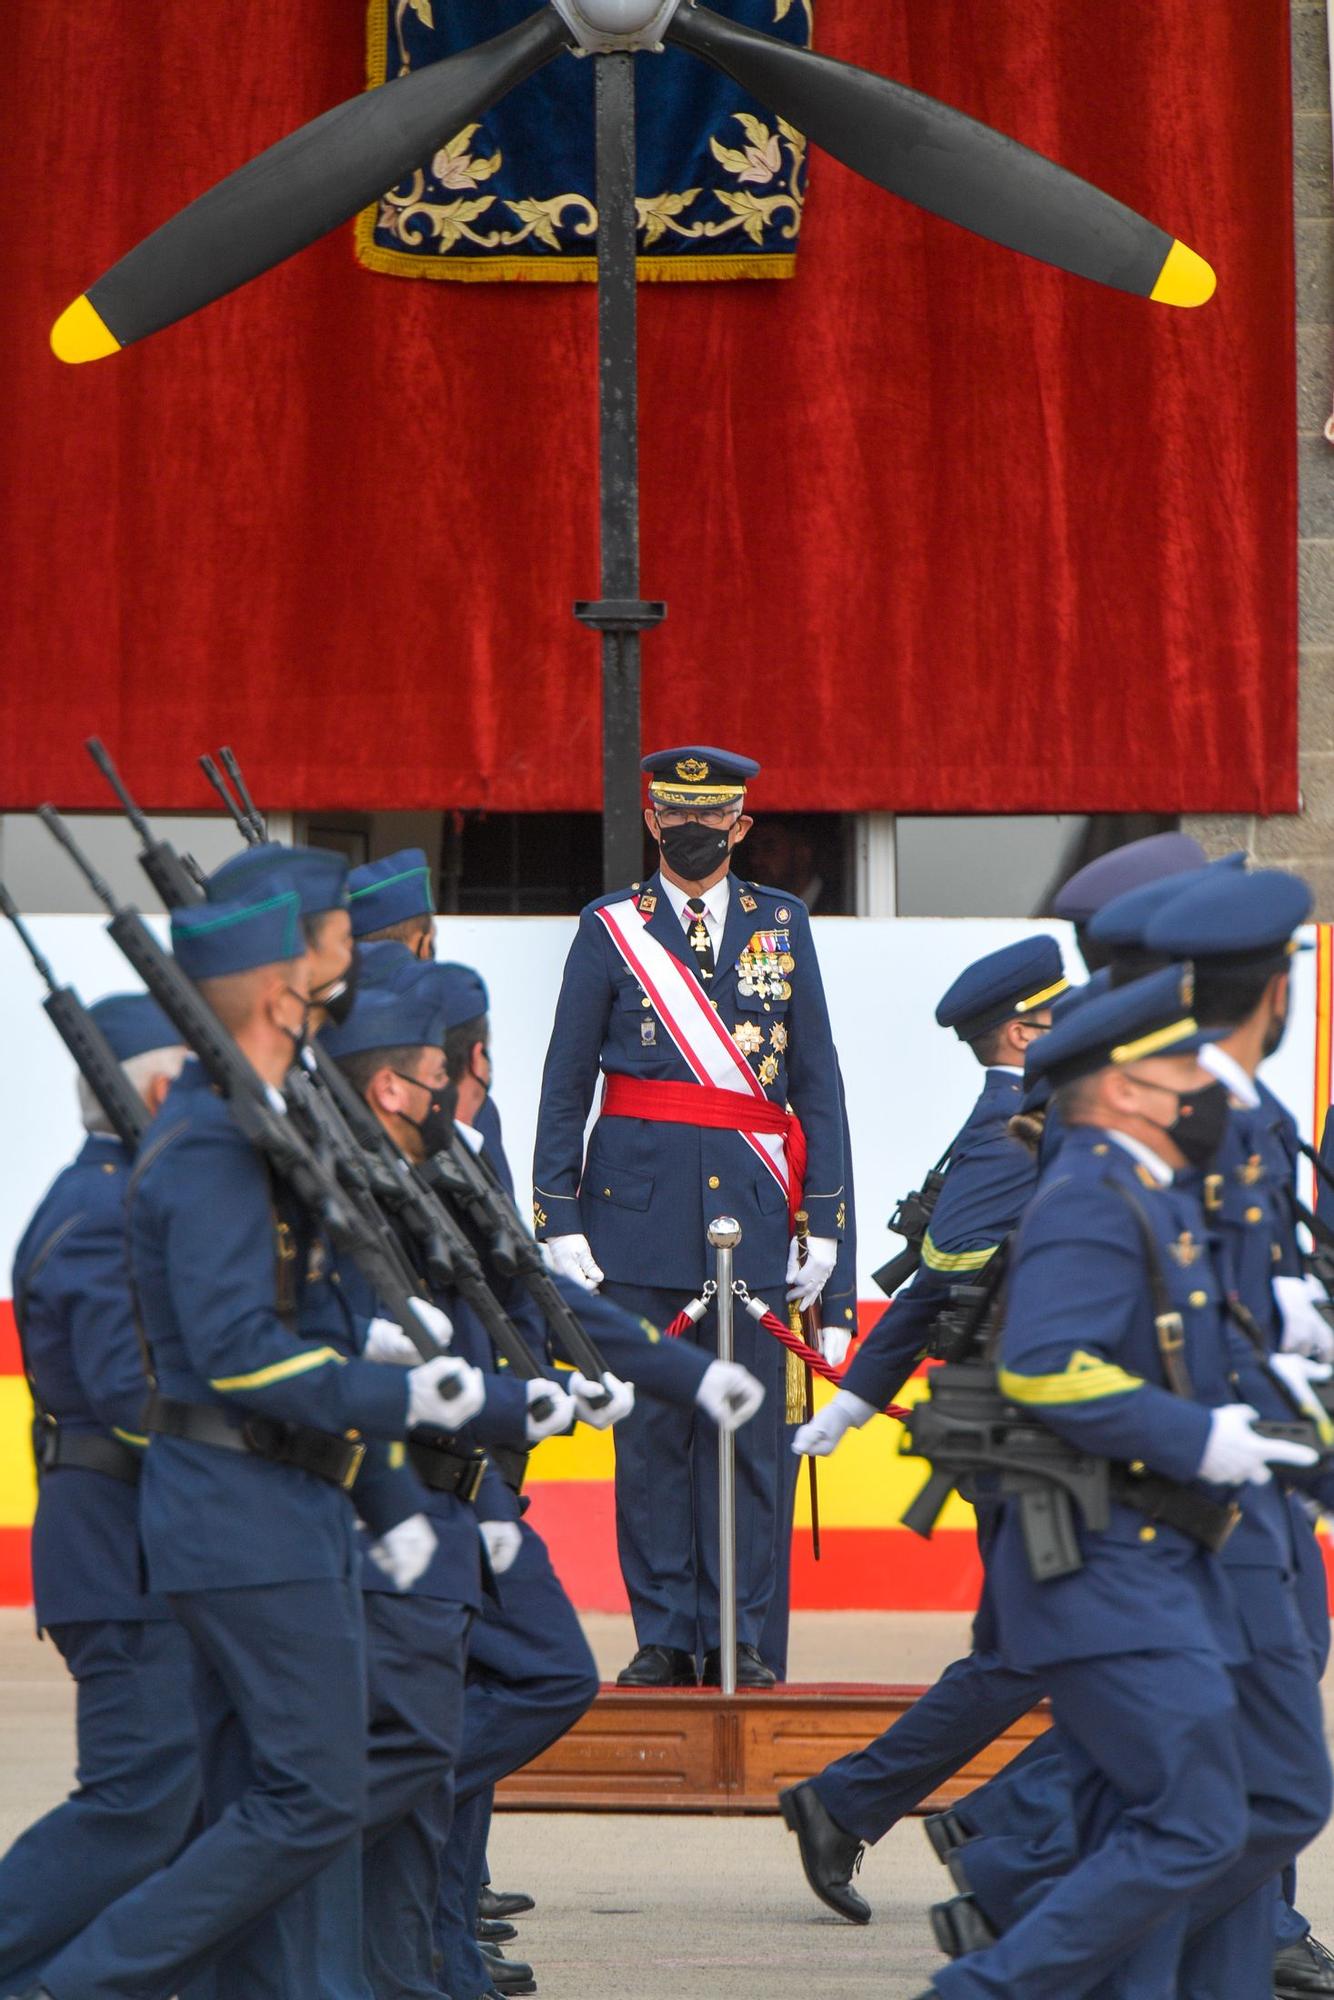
[84, 738, 153, 841]
[39, 805, 117, 908]
[0, 883, 57, 990]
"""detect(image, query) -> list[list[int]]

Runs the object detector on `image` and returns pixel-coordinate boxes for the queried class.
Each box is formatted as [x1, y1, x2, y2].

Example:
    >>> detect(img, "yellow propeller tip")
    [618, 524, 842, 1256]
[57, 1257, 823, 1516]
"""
[51, 296, 122, 364]
[1150, 240, 1216, 309]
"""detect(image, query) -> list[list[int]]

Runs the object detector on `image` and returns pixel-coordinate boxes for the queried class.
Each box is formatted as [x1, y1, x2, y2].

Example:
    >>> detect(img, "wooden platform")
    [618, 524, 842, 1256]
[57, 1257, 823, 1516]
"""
[495, 1683, 1049, 1814]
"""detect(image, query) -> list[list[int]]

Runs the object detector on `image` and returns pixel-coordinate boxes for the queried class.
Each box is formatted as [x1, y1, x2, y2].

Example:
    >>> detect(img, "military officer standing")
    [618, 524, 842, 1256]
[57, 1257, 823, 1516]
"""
[533, 746, 846, 1688]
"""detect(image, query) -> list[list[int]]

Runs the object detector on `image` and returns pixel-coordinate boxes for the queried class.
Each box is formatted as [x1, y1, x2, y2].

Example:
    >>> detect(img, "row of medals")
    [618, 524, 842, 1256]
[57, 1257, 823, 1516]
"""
[737, 941, 794, 1002]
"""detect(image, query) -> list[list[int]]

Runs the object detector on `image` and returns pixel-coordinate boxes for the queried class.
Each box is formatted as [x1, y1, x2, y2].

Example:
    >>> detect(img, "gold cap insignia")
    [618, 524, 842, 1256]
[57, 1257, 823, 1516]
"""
[1167, 1231, 1201, 1267]
[676, 757, 710, 783]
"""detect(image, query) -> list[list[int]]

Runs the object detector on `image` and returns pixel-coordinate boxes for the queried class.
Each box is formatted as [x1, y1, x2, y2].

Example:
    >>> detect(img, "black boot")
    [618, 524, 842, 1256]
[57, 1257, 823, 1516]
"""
[922, 1808, 969, 1863]
[479, 1885, 535, 1920]
[478, 1915, 519, 1943]
[1275, 1934, 1334, 1998]
[930, 1893, 997, 1960]
[778, 1781, 870, 1924]
[616, 1644, 698, 1687]
[480, 1942, 537, 1996]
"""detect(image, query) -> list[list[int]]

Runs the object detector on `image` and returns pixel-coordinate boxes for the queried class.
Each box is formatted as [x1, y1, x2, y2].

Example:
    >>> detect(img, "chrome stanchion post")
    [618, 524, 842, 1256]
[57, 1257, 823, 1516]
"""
[708, 1215, 741, 1699]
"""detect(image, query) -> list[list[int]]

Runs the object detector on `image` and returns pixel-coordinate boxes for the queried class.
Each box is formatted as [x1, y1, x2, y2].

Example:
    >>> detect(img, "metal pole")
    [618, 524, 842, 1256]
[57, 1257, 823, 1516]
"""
[708, 1215, 741, 1698]
[576, 51, 665, 893]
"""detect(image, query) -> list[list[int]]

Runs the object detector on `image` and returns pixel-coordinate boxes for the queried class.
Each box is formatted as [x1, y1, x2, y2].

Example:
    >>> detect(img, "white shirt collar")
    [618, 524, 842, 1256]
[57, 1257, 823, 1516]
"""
[659, 872, 730, 935]
[1106, 1129, 1174, 1187]
[1200, 1042, 1260, 1110]
[989, 1066, 1025, 1079]
[454, 1119, 485, 1155]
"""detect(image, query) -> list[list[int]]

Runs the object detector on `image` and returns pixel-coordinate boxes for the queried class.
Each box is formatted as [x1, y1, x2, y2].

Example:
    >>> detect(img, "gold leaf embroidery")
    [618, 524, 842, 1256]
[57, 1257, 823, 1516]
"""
[637, 188, 702, 248]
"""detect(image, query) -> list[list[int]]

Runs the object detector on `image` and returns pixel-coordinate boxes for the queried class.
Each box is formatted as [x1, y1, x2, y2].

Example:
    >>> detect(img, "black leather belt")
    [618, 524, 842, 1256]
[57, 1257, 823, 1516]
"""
[488, 1445, 530, 1495]
[145, 1395, 366, 1492]
[409, 1437, 488, 1504]
[34, 1421, 141, 1487]
[1110, 1463, 1241, 1553]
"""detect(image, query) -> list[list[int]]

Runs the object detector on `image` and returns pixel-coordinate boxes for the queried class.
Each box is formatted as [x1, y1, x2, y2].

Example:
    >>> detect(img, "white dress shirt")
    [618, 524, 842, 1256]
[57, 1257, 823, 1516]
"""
[659, 872, 731, 946]
[1108, 1128, 1173, 1187]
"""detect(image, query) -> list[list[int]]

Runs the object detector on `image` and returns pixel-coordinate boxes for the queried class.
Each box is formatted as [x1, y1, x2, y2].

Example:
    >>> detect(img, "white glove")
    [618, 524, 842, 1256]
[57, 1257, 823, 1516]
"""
[786, 1234, 838, 1313]
[365, 1296, 454, 1365]
[544, 1233, 605, 1293]
[367, 1513, 438, 1592]
[696, 1359, 765, 1431]
[819, 1326, 853, 1369]
[792, 1389, 877, 1457]
[524, 1377, 576, 1444]
[1196, 1402, 1319, 1487]
[1269, 1352, 1334, 1420]
[406, 1354, 486, 1432]
[568, 1371, 636, 1428]
[480, 1520, 523, 1575]
[1275, 1274, 1334, 1362]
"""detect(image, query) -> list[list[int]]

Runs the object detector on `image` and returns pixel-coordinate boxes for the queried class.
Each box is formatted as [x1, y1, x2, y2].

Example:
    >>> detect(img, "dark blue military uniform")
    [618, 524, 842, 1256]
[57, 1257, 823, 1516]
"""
[533, 866, 844, 1655]
[0, 1119, 198, 1993]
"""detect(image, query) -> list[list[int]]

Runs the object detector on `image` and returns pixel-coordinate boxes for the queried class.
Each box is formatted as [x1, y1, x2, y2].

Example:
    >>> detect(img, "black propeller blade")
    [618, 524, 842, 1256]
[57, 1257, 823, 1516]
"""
[51, 7, 571, 362]
[666, 2, 1213, 306]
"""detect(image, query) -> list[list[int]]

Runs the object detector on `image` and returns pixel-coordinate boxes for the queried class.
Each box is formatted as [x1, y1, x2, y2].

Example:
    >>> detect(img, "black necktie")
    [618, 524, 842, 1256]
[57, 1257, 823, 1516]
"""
[685, 897, 715, 984]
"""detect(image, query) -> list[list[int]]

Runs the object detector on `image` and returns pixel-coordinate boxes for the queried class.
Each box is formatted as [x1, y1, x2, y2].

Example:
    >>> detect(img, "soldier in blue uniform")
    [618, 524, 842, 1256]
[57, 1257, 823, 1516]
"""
[778, 936, 1066, 1924]
[17, 889, 481, 2000]
[532, 745, 846, 1689]
[1051, 829, 1207, 971]
[912, 968, 1327, 2000]
[0, 997, 199, 1995]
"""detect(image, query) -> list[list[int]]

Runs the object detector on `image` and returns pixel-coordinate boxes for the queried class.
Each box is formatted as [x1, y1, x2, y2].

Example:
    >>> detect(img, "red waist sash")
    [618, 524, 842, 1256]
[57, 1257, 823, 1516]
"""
[600, 1074, 806, 1229]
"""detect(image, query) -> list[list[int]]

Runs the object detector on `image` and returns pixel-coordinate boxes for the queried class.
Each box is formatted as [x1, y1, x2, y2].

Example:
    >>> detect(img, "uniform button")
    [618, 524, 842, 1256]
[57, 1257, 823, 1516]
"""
[603, 1187, 611, 1197]
[1139, 1525, 1157, 1543]
[1129, 1460, 1146, 1475]
[708, 1176, 720, 1190]
[1245, 1206, 1263, 1224]
[641, 996, 651, 1008]
[763, 1003, 771, 1013]
[1188, 1289, 1207, 1308]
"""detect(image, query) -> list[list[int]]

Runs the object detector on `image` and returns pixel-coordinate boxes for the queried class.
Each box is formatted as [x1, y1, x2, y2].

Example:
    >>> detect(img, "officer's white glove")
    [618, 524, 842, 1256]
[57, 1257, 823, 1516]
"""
[367, 1513, 438, 1592]
[819, 1326, 853, 1369]
[1197, 1402, 1319, 1487]
[696, 1360, 765, 1431]
[480, 1520, 523, 1575]
[792, 1389, 877, 1457]
[1275, 1274, 1334, 1362]
[544, 1233, 605, 1293]
[365, 1296, 454, 1365]
[524, 1377, 576, 1444]
[568, 1371, 636, 1428]
[786, 1235, 838, 1313]
[406, 1354, 486, 1432]
[1269, 1352, 1334, 1420]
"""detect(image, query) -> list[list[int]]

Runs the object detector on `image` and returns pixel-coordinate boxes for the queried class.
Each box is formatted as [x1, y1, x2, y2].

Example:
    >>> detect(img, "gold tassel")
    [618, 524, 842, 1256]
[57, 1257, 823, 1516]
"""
[785, 1305, 806, 1422]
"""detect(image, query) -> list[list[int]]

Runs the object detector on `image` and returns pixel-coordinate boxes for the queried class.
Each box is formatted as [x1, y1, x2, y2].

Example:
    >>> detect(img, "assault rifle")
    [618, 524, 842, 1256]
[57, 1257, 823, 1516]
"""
[35, 806, 459, 1381]
[0, 883, 148, 1151]
[84, 738, 208, 909]
[872, 1144, 952, 1298]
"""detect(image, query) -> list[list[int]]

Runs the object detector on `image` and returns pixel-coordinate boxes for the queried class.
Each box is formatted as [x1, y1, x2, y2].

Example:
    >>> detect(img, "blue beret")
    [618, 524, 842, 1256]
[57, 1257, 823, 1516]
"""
[642, 745, 759, 807]
[935, 935, 1069, 1041]
[207, 842, 349, 918]
[1027, 964, 1205, 1091]
[89, 993, 182, 1060]
[172, 890, 303, 981]
[1052, 833, 1208, 923]
[435, 961, 489, 1027]
[347, 849, 434, 939]
[1142, 867, 1312, 973]
[320, 963, 448, 1061]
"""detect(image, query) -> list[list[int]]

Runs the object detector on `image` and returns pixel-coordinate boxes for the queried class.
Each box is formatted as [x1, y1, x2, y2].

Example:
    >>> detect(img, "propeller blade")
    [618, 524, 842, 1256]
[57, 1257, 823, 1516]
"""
[52, 7, 571, 363]
[666, 3, 1214, 306]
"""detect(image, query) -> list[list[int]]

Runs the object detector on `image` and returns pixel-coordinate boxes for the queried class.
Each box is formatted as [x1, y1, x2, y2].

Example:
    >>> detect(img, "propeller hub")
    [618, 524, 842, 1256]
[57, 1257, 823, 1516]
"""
[550, 0, 684, 53]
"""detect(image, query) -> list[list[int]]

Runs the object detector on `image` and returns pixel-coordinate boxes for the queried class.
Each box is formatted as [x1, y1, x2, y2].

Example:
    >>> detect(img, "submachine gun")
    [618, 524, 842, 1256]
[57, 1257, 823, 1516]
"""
[872, 1144, 953, 1298]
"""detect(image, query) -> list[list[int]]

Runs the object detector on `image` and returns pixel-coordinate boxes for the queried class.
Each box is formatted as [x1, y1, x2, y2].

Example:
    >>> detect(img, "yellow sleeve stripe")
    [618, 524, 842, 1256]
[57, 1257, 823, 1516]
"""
[388, 1441, 406, 1470]
[921, 1233, 997, 1274]
[210, 1346, 344, 1393]
[999, 1348, 1145, 1406]
[112, 1427, 149, 1449]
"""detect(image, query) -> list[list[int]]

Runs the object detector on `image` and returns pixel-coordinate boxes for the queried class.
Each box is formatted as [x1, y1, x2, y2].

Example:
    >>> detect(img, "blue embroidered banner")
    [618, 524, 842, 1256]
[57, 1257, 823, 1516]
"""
[356, 0, 812, 282]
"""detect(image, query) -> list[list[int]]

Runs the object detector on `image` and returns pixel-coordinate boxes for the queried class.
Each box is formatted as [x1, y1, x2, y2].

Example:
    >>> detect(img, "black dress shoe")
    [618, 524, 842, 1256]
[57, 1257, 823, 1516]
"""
[946, 1847, 973, 1896]
[617, 1644, 698, 1687]
[478, 1915, 519, 1943]
[922, 1808, 969, 1863]
[480, 1943, 537, 1996]
[479, 1885, 536, 1921]
[701, 1643, 776, 1689]
[930, 1893, 997, 1960]
[1276, 1934, 1334, 1998]
[778, 1781, 870, 1924]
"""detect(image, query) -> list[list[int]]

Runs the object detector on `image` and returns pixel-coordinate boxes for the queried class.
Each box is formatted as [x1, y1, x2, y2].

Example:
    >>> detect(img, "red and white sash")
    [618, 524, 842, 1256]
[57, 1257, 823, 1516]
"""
[595, 896, 792, 1208]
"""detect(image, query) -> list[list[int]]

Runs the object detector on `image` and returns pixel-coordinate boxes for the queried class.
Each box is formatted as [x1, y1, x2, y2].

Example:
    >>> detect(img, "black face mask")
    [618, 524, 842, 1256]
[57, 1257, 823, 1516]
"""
[1262, 1002, 1289, 1060]
[280, 986, 311, 1056]
[1166, 1080, 1230, 1170]
[392, 1072, 460, 1157]
[469, 1050, 492, 1101]
[315, 947, 361, 1028]
[658, 819, 731, 882]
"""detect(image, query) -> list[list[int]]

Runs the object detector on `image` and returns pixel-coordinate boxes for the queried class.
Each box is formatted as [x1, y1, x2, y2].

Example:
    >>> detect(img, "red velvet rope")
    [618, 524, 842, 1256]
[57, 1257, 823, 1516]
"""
[663, 1299, 908, 1420]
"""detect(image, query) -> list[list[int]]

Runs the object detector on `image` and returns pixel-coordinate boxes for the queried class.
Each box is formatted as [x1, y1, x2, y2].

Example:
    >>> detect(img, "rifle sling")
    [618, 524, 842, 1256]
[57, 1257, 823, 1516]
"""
[1103, 1179, 1194, 1399]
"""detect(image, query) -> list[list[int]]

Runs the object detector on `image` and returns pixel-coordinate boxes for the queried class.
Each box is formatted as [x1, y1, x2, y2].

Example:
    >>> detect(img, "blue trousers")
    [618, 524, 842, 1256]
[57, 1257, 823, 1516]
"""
[362, 1593, 471, 2000]
[435, 1522, 598, 2000]
[758, 1422, 801, 1681]
[43, 1576, 371, 2000]
[602, 1280, 786, 1653]
[932, 1648, 1250, 2000]
[954, 1731, 1063, 1840]
[0, 1619, 199, 1992]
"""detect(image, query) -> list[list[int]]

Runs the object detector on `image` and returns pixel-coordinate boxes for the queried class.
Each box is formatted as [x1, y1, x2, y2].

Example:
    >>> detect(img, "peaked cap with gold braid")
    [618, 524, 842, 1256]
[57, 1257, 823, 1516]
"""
[642, 745, 760, 810]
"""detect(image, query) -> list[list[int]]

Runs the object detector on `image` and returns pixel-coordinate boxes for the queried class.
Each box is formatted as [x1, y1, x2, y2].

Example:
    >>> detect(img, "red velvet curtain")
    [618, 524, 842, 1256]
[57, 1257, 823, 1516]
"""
[0, 2, 1295, 815]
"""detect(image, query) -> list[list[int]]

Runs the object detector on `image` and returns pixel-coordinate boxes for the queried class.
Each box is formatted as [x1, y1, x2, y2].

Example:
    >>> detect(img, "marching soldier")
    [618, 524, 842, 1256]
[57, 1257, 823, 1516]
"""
[533, 746, 846, 1688]
[0, 998, 198, 1994]
[1051, 830, 1207, 972]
